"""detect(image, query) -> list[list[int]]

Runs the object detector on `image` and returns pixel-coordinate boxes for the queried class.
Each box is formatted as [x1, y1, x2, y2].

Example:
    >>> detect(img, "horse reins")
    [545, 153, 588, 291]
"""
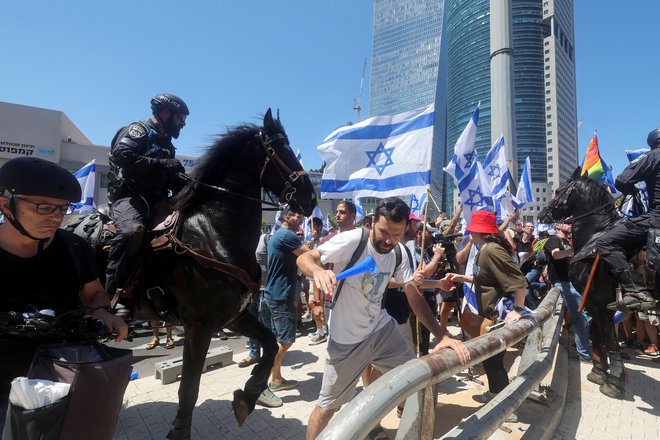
[177, 131, 308, 210]
[160, 129, 307, 297]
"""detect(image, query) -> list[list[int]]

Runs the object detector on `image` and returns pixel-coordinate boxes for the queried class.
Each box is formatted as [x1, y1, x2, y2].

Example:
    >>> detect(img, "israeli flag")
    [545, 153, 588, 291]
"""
[311, 204, 323, 221]
[458, 161, 494, 225]
[483, 135, 510, 200]
[443, 103, 480, 185]
[71, 160, 96, 214]
[303, 217, 311, 241]
[325, 214, 331, 231]
[461, 244, 480, 314]
[296, 149, 304, 169]
[622, 147, 650, 216]
[354, 198, 365, 223]
[408, 192, 427, 219]
[318, 104, 434, 199]
[494, 195, 514, 224]
[513, 157, 533, 209]
[495, 296, 532, 321]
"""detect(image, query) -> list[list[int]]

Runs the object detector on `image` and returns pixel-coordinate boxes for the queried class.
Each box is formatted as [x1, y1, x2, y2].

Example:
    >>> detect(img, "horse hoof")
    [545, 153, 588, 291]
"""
[587, 369, 607, 385]
[599, 381, 625, 399]
[232, 389, 255, 426]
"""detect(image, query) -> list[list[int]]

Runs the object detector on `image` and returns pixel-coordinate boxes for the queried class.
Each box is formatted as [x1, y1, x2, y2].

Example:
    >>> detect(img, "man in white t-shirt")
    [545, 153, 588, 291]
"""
[297, 197, 470, 439]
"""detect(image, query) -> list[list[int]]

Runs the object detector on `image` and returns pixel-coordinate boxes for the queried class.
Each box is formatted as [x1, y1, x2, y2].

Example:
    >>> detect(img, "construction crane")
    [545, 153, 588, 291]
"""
[353, 58, 367, 122]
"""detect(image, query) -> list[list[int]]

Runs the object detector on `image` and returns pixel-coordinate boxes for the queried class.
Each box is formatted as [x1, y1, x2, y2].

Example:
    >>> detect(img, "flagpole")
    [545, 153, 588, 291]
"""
[426, 190, 442, 215]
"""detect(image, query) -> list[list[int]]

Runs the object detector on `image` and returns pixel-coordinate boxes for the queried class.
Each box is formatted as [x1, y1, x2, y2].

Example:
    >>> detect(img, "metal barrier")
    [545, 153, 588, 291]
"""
[318, 288, 563, 440]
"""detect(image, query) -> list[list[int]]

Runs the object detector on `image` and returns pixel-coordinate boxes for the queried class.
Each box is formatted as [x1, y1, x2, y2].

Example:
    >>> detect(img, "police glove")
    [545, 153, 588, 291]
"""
[161, 159, 185, 174]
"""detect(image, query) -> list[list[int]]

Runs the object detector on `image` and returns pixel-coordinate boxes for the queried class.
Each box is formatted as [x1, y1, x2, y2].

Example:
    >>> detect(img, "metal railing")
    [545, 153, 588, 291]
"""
[318, 288, 563, 440]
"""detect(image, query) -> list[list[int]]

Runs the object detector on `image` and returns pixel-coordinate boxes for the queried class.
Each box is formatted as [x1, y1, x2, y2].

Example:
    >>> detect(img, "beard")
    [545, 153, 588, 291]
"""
[372, 237, 395, 254]
[164, 118, 181, 139]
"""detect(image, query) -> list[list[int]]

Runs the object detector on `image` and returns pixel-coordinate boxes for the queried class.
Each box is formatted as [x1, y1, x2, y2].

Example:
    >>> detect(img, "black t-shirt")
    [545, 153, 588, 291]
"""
[0, 230, 97, 402]
[544, 235, 570, 283]
[0, 230, 97, 314]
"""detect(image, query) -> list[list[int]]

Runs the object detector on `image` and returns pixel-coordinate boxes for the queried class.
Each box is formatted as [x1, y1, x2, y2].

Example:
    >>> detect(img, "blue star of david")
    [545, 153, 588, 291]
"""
[463, 152, 475, 169]
[488, 164, 501, 179]
[409, 194, 420, 212]
[366, 142, 395, 176]
[463, 186, 487, 209]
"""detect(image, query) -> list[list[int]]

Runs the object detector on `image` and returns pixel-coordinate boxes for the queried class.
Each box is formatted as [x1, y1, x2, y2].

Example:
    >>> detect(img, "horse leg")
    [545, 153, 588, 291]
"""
[226, 310, 278, 426]
[167, 321, 214, 440]
[595, 310, 626, 399]
[586, 315, 609, 385]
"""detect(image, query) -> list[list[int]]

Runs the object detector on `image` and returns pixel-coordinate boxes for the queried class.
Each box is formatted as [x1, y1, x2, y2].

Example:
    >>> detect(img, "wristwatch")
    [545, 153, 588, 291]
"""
[513, 306, 525, 313]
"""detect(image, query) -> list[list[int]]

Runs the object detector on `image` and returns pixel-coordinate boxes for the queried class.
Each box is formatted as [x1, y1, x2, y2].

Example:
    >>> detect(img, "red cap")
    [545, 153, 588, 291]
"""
[466, 210, 498, 234]
[409, 212, 422, 222]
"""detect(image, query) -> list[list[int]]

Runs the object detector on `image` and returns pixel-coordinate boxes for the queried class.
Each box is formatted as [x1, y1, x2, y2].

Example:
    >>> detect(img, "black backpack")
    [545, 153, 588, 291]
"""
[330, 228, 402, 309]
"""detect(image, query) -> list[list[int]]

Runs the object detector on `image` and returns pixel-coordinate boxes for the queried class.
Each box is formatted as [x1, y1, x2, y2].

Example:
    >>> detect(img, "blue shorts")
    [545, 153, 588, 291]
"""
[260, 297, 296, 345]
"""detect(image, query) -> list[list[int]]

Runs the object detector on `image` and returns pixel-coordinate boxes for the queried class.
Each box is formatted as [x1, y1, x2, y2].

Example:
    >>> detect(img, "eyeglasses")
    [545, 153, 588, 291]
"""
[175, 113, 187, 123]
[14, 196, 72, 215]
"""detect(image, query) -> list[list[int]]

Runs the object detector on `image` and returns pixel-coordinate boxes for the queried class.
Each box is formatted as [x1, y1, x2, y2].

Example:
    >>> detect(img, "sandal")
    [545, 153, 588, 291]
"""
[146, 337, 160, 350]
[165, 338, 175, 349]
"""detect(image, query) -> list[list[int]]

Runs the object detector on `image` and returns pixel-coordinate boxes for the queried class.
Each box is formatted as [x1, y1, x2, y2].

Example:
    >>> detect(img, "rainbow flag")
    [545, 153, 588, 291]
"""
[581, 131, 618, 194]
[581, 131, 605, 179]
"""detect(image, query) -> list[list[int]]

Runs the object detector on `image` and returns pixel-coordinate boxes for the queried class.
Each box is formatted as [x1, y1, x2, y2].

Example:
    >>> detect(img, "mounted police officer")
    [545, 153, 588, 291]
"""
[596, 128, 660, 311]
[105, 93, 189, 316]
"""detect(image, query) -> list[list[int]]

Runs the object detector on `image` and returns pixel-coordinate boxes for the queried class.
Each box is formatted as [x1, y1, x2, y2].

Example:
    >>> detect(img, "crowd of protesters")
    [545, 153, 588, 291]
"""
[232, 194, 659, 438]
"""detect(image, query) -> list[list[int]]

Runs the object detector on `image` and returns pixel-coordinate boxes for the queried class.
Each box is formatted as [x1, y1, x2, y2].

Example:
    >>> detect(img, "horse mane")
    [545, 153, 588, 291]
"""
[172, 124, 261, 211]
[576, 175, 617, 217]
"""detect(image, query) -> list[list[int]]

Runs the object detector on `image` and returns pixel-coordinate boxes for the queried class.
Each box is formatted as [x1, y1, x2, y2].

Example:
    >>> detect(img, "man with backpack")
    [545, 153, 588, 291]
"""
[297, 197, 469, 439]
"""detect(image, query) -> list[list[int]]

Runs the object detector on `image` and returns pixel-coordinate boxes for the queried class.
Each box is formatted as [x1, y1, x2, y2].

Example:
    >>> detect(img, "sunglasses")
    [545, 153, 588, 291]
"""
[176, 113, 187, 123]
[15, 196, 72, 215]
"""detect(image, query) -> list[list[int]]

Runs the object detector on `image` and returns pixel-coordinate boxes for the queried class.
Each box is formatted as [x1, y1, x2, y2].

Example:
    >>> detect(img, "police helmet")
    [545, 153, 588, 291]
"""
[150, 93, 190, 116]
[0, 157, 81, 202]
[647, 127, 660, 149]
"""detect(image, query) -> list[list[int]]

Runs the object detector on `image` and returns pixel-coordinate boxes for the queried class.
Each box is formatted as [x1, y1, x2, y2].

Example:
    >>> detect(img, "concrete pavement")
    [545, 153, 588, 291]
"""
[112, 324, 660, 439]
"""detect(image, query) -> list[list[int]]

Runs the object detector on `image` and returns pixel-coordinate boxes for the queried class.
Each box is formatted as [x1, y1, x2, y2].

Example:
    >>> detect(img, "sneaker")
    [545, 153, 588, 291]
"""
[309, 332, 327, 345]
[302, 312, 311, 320]
[634, 343, 644, 356]
[472, 391, 495, 404]
[505, 412, 519, 423]
[256, 388, 282, 408]
[269, 379, 298, 391]
[643, 344, 659, 357]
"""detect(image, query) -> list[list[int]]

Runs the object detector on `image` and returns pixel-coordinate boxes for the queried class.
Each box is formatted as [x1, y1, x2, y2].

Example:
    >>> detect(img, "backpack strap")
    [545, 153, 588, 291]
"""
[380, 243, 404, 309]
[330, 228, 369, 309]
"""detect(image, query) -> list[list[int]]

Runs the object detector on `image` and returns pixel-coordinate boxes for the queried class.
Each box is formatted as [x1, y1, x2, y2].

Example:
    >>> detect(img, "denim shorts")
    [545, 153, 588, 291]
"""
[260, 297, 296, 345]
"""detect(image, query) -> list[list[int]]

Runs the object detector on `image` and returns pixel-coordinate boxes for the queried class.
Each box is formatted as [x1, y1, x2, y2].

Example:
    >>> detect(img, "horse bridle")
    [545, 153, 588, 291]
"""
[545, 178, 619, 224]
[179, 130, 308, 209]
[257, 131, 309, 205]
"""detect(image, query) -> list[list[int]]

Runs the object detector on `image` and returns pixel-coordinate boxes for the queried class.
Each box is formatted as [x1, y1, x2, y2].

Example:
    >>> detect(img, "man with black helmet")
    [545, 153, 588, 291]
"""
[595, 128, 660, 311]
[105, 93, 189, 312]
[0, 157, 128, 425]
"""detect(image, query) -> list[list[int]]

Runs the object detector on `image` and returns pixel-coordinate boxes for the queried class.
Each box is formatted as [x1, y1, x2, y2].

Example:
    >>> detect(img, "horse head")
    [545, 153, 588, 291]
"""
[259, 108, 317, 217]
[538, 166, 584, 224]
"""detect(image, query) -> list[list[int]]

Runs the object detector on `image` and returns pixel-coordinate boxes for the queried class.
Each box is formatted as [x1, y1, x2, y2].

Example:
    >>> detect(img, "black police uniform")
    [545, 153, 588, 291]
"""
[596, 147, 660, 300]
[105, 119, 184, 296]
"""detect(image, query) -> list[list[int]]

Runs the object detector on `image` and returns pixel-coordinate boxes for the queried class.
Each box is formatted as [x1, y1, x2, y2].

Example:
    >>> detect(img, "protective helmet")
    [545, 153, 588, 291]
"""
[150, 93, 189, 116]
[0, 157, 81, 202]
[647, 127, 660, 149]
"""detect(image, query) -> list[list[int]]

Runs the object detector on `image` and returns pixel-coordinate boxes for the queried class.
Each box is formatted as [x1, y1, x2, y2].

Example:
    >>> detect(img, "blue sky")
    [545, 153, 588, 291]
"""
[2, 1, 658, 176]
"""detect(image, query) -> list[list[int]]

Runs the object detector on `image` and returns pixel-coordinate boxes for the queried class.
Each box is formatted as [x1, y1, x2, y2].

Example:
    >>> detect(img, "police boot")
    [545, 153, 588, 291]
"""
[607, 270, 657, 311]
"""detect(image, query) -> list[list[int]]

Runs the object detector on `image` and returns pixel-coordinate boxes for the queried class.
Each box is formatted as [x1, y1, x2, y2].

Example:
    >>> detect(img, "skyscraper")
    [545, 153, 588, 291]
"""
[543, 0, 579, 190]
[444, 0, 577, 216]
[370, 0, 447, 211]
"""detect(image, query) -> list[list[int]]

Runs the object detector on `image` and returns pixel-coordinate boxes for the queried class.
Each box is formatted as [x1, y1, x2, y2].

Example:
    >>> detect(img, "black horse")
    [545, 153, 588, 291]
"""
[539, 167, 634, 399]
[94, 109, 315, 439]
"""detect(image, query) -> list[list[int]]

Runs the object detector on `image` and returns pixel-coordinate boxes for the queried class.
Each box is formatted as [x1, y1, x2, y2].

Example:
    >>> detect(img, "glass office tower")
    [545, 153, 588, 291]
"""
[370, 0, 447, 211]
[444, 0, 572, 212]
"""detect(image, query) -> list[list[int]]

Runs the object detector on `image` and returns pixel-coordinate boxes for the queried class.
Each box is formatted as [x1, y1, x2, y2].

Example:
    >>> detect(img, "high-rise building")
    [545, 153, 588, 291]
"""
[370, 0, 447, 212]
[543, 0, 579, 190]
[444, 0, 578, 217]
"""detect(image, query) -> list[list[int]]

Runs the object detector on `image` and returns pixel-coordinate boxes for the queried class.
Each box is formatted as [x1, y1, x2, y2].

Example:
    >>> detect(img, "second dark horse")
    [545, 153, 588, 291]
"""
[539, 167, 655, 400]
[109, 109, 315, 439]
